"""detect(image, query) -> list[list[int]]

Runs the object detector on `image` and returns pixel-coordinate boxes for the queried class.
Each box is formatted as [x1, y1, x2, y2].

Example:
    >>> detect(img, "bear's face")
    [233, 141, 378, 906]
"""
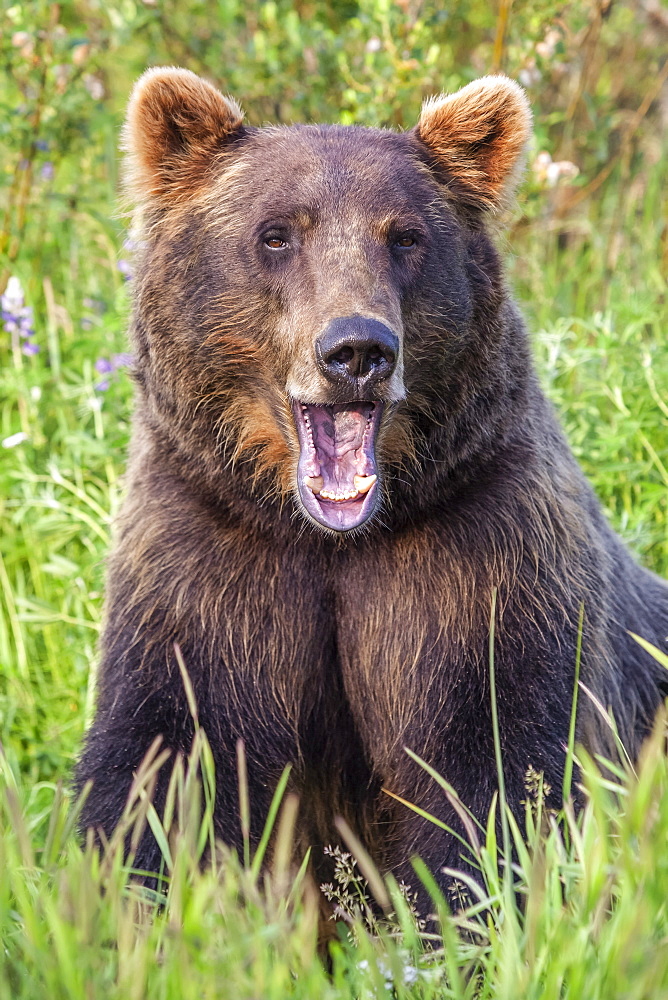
[124, 70, 531, 533]
[198, 125, 478, 531]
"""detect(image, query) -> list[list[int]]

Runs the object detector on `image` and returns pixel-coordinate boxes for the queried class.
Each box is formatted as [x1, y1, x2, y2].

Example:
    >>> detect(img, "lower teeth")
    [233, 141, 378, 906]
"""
[320, 490, 358, 502]
[305, 474, 378, 502]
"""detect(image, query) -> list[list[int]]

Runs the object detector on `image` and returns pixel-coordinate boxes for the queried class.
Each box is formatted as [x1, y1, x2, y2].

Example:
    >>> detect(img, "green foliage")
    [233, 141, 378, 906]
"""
[3, 708, 668, 997]
[0, 0, 667, 994]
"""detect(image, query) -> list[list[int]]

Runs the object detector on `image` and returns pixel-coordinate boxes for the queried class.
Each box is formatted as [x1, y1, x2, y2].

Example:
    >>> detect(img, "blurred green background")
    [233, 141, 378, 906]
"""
[1, 0, 667, 788]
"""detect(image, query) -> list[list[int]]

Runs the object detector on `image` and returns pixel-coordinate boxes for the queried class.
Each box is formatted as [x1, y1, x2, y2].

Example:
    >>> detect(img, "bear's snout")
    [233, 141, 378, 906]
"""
[315, 316, 399, 396]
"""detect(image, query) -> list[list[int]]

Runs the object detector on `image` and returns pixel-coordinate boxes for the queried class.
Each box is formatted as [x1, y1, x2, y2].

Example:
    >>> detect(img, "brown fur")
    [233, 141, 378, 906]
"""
[418, 76, 532, 211]
[75, 70, 668, 909]
[123, 67, 244, 202]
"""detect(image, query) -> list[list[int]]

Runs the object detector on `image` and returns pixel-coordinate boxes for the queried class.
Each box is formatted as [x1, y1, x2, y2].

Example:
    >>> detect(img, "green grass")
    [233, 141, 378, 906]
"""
[3, 687, 668, 997]
[1, 100, 667, 1000]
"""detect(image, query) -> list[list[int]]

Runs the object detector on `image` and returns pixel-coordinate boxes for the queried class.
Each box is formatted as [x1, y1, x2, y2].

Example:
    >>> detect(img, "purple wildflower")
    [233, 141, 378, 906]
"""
[111, 352, 134, 368]
[82, 297, 104, 312]
[22, 342, 40, 356]
[117, 259, 133, 281]
[35, 139, 49, 151]
[40, 162, 55, 182]
[93, 352, 133, 390]
[2, 277, 36, 342]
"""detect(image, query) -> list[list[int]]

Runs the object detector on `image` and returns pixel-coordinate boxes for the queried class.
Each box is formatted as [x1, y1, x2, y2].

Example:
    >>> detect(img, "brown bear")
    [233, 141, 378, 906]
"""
[75, 67, 668, 898]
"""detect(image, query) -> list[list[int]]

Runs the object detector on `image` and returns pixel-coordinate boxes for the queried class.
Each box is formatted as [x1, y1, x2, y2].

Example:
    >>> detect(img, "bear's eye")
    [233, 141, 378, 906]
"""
[263, 234, 289, 250]
[393, 233, 417, 249]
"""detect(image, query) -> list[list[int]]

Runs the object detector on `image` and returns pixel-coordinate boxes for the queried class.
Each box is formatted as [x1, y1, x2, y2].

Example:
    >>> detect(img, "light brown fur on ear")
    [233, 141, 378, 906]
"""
[417, 76, 532, 212]
[123, 67, 244, 202]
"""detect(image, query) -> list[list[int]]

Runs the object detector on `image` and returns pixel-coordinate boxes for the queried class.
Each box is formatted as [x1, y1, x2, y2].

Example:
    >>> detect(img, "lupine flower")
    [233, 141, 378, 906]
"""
[123, 235, 147, 254]
[112, 352, 133, 368]
[22, 342, 40, 356]
[93, 352, 134, 391]
[40, 162, 55, 182]
[94, 358, 114, 375]
[2, 276, 39, 353]
[117, 259, 133, 281]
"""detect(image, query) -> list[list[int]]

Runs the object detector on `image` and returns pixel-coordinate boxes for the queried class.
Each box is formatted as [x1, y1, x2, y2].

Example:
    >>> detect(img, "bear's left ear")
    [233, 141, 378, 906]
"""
[122, 67, 245, 202]
[416, 76, 532, 212]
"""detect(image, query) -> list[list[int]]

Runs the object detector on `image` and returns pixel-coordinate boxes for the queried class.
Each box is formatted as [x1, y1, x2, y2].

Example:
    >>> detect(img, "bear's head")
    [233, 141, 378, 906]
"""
[123, 68, 531, 533]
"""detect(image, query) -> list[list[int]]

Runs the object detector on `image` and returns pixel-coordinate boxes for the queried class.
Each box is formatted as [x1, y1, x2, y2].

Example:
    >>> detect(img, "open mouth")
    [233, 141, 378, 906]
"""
[292, 401, 383, 531]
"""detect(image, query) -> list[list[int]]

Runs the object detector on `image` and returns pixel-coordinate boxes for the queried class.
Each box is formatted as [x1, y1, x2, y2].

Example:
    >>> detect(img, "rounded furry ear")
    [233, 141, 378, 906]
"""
[416, 76, 532, 212]
[123, 67, 245, 201]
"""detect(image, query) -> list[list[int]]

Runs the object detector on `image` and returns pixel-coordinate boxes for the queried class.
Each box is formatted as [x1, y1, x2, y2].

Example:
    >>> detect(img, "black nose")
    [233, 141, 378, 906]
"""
[316, 317, 399, 391]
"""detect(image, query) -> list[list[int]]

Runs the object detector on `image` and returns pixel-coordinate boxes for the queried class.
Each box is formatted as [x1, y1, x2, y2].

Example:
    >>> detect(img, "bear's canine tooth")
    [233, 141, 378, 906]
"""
[353, 474, 377, 494]
[304, 475, 324, 494]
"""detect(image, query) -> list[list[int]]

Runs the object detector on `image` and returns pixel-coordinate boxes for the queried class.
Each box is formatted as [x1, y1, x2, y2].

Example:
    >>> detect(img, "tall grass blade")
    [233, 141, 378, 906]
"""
[563, 601, 585, 803]
[250, 764, 292, 879]
[236, 739, 251, 869]
[629, 631, 668, 670]
[488, 588, 511, 889]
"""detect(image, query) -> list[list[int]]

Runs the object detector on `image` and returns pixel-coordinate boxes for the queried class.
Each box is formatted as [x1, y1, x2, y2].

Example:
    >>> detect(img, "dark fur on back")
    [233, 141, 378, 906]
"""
[76, 69, 668, 898]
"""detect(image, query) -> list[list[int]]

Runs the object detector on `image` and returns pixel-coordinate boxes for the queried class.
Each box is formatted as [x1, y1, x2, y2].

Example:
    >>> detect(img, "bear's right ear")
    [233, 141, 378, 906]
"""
[123, 67, 245, 202]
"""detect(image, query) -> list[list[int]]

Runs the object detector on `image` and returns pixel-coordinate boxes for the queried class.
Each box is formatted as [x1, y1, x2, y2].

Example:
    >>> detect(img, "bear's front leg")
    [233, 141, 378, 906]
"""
[75, 674, 197, 875]
[75, 496, 336, 875]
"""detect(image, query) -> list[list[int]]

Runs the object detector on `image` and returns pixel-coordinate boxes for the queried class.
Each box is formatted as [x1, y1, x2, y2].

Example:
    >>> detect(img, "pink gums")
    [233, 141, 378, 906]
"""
[292, 401, 383, 531]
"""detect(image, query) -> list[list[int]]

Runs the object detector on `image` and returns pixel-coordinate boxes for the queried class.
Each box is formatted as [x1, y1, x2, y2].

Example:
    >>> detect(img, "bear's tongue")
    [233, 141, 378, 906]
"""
[293, 401, 382, 531]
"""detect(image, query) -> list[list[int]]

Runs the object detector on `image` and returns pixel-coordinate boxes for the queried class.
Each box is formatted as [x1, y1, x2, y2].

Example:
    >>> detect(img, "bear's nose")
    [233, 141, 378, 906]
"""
[316, 317, 399, 391]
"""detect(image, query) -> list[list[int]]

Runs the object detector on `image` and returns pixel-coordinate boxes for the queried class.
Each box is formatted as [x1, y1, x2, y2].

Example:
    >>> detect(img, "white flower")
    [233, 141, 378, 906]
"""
[402, 964, 419, 985]
[546, 159, 579, 186]
[532, 151, 579, 187]
[2, 431, 29, 449]
[2, 275, 24, 311]
[518, 64, 541, 87]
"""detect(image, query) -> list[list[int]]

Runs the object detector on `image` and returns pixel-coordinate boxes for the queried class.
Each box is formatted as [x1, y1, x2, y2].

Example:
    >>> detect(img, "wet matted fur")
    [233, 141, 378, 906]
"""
[75, 68, 668, 900]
